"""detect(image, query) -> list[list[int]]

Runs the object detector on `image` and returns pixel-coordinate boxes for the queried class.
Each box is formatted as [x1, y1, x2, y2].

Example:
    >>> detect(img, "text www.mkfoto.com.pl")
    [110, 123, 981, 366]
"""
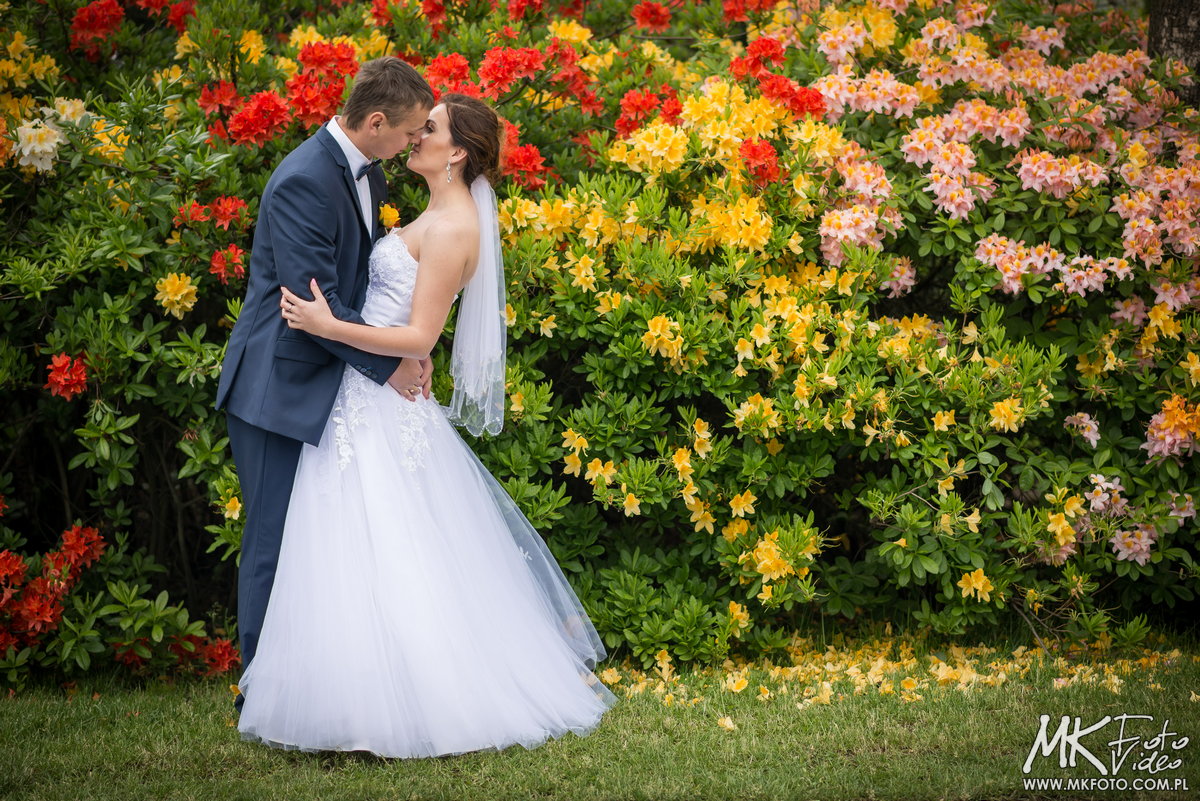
[1022, 777, 1190, 791]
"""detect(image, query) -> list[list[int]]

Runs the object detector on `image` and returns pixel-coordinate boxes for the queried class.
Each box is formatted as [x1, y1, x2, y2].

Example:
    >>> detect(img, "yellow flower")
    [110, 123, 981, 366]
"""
[539, 315, 557, 337]
[932, 410, 955, 431]
[547, 19, 593, 44]
[560, 428, 588, 452]
[957, 568, 994, 602]
[724, 674, 748, 693]
[1047, 512, 1075, 547]
[623, 493, 641, 516]
[585, 458, 617, 485]
[963, 508, 981, 533]
[735, 337, 754, 362]
[563, 452, 582, 477]
[379, 203, 399, 229]
[717, 715, 738, 731]
[222, 497, 241, 520]
[730, 489, 756, 518]
[988, 398, 1023, 433]
[155, 273, 197, 319]
[690, 504, 715, 533]
[504, 303, 516, 326]
[893, 537, 907, 548]
[509, 391, 524, 413]
[1180, 352, 1200, 387]
[239, 30, 266, 64]
[1062, 495, 1084, 519]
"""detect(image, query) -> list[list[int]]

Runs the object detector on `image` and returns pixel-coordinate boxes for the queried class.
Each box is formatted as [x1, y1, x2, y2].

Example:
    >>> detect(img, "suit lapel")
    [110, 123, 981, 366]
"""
[369, 169, 387, 242]
[317, 126, 372, 239]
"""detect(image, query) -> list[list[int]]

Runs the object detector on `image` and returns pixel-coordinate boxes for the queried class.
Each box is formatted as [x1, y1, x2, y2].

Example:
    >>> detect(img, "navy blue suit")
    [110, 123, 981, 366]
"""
[215, 126, 400, 702]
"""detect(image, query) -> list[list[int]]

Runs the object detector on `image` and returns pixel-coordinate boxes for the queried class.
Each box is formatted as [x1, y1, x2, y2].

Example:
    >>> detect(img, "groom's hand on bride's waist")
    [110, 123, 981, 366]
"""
[387, 358, 432, 402]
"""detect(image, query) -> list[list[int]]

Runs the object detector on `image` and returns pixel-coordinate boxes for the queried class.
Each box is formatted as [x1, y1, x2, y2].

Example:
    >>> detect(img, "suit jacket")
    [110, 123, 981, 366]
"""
[215, 126, 401, 446]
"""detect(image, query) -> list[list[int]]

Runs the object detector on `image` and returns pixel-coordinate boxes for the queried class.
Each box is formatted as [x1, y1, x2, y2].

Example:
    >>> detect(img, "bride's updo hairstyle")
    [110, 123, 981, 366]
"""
[441, 93, 504, 187]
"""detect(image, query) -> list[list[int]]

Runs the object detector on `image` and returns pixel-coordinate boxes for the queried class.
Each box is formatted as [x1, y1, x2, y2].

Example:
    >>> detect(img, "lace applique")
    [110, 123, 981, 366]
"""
[331, 367, 374, 471]
[329, 233, 436, 473]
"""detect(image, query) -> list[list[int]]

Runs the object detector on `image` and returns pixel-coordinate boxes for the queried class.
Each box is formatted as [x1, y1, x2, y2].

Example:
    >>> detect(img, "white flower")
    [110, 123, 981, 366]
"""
[15, 119, 64, 172]
[53, 98, 88, 125]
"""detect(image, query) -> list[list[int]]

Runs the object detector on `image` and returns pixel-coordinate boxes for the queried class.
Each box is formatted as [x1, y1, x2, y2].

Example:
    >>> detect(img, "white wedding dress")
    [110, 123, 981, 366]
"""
[236, 232, 618, 758]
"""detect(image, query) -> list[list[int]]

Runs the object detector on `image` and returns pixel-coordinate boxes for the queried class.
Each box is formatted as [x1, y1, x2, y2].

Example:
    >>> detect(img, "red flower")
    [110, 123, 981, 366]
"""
[370, 0, 393, 26]
[209, 196, 248, 230]
[134, 0, 170, 14]
[503, 143, 551, 190]
[41, 552, 75, 588]
[740, 137, 780, 187]
[424, 53, 471, 92]
[226, 91, 293, 146]
[113, 638, 149, 668]
[758, 74, 825, 119]
[286, 71, 347, 128]
[421, 0, 448, 37]
[198, 81, 242, 117]
[478, 46, 545, 99]
[167, 633, 206, 664]
[632, 1, 671, 33]
[577, 88, 604, 116]
[0, 550, 27, 590]
[207, 119, 229, 144]
[297, 41, 359, 79]
[45, 354, 88, 401]
[12, 581, 63, 635]
[616, 88, 660, 137]
[173, 201, 210, 227]
[209, 244, 246, 284]
[747, 36, 786, 65]
[60, 526, 105, 569]
[722, 0, 774, 23]
[659, 85, 683, 125]
[0, 629, 18, 657]
[0, 495, 6, 518]
[200, 637, 241, 676]
[165, 0, 195, 34]
[70, 0, 124, 61]
[507, 0, 542, 21]
[500, 118, 521, 154]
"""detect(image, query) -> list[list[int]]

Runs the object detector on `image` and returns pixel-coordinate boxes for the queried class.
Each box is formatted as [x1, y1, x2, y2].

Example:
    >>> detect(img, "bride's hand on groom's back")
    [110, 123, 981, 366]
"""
[387, 358, 431, 402]
[280, 279, 336, 337]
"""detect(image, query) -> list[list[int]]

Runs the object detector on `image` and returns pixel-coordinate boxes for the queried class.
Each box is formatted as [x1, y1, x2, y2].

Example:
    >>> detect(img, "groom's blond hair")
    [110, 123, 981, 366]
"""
[341, 57, 434, 131]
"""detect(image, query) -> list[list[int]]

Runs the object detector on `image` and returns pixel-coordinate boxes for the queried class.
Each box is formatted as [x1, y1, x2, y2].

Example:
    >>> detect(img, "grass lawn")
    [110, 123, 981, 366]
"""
[2, 628, 1197, 801]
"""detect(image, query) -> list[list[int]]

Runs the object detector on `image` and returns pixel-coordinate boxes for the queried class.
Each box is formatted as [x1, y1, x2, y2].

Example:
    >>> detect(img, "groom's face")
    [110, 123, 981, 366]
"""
[368, 104, 434, 161]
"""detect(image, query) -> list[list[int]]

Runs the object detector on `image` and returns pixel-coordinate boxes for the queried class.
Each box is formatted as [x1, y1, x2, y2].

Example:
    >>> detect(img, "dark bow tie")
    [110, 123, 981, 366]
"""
[356, 158, 381, 181]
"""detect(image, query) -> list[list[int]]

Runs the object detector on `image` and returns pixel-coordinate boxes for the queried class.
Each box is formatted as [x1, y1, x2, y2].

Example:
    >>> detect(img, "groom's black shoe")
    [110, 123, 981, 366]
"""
[234, 692, 245, 714]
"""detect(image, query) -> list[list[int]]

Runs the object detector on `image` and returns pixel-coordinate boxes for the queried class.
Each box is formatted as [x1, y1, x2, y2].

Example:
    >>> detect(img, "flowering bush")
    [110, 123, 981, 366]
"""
[1, 0, 1197, 674]
[0, 524, 237, 690]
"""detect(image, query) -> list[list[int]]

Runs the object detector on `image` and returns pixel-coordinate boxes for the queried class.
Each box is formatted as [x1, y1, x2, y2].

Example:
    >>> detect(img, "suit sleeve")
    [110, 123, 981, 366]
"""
[268, 172, 401, 385]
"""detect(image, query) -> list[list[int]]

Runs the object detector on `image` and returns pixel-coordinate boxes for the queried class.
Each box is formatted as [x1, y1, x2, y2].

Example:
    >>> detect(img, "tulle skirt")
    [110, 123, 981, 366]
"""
[236, 369, 618, 759]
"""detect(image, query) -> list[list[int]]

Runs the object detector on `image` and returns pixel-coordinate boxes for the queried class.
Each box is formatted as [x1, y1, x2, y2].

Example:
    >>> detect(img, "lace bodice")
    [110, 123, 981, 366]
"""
[361, 232, 418, 327]
[325, 231, 439, 473]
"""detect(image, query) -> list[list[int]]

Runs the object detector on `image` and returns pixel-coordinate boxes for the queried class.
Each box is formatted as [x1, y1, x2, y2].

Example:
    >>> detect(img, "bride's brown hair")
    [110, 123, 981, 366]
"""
[441, 93, 504, 186]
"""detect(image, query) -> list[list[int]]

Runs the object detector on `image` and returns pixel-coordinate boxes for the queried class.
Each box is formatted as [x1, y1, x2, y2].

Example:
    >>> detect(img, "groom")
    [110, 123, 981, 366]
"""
[215, 57, 435, 711]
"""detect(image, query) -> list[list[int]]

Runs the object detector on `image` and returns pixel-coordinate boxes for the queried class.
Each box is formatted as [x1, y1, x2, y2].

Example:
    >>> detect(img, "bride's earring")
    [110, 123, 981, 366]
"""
[446, 161, 452, 183]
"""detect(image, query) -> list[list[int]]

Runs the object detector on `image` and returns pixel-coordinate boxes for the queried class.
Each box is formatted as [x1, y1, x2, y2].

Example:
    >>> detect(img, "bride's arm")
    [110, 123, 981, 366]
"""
[281, 220, 472, 360]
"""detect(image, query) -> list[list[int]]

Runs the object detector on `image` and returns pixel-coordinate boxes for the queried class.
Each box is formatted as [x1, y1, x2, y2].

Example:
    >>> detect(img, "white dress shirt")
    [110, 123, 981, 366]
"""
[326, 116, 374, 235]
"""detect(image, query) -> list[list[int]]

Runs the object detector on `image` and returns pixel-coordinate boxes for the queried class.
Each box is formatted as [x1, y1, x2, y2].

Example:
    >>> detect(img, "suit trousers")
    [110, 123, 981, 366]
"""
[225, 412, 304, 708]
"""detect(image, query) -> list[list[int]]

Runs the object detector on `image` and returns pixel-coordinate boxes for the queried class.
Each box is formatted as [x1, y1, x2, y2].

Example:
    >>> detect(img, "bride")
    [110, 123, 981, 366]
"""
[237, 93, 618, 758]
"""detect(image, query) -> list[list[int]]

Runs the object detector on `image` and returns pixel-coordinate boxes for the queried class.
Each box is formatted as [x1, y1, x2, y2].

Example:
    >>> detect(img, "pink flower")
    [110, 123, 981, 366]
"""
[881, 257, 915, 298]
[1065, 412, 1100, 448]
[1110, 296, 1147, 326]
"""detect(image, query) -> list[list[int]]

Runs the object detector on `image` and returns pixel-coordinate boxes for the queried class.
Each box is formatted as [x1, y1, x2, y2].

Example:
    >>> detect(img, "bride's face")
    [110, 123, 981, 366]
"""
[406, 104, 464, 179]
